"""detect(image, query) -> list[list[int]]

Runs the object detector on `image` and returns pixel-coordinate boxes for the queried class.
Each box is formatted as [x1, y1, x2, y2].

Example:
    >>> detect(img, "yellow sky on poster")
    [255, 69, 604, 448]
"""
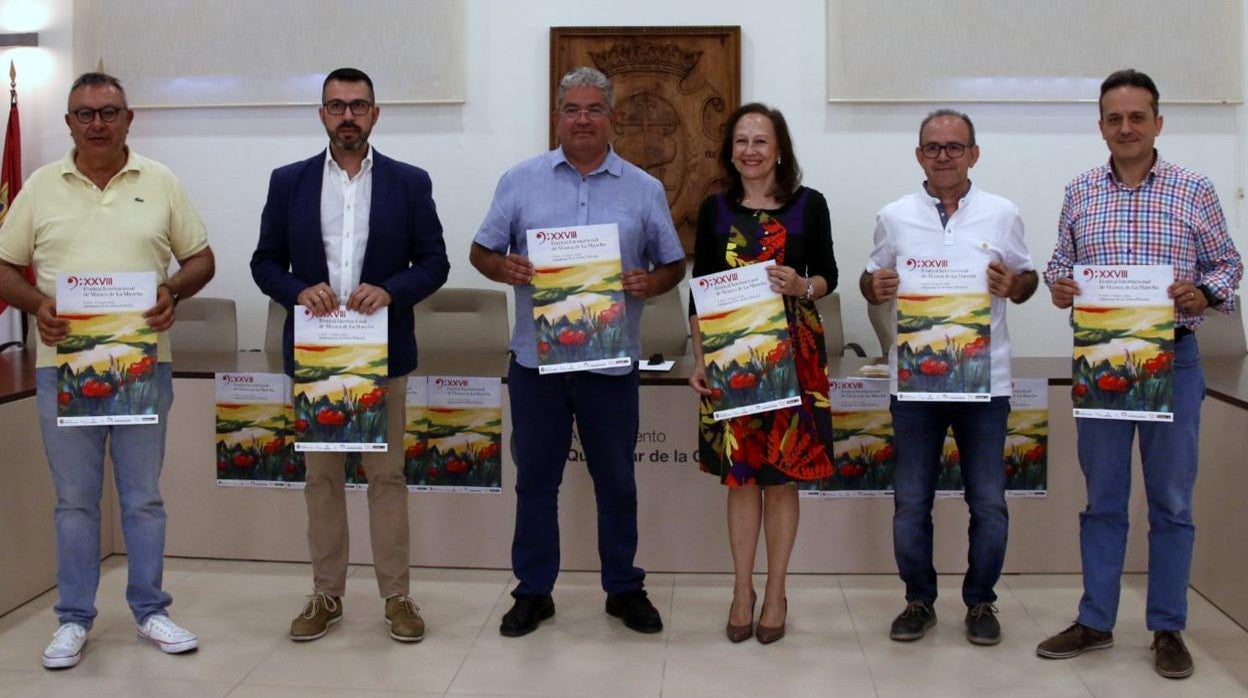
[1073, 305, 1171, 365]
[428, 407, 501, 454]
[897, 292, 989, 351]
[702, 299, 787, 367]
[215, 403, 285, 448]
[534, 259, 620, 293]
[59, 313, 151, 373]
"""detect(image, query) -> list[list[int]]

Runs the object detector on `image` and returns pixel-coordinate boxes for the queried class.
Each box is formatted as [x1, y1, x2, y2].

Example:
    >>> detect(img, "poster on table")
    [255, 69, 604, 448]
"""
[214, 372, 306, 487]
[895, 255, 991, 401]
[690, 260, 801, 421]
[798, 377, 893, 497]
[800, 377, 1048, 498]
[526, 223, 631, 374]
[1071, 264, 1174, 422]
[292, 306, 389, 451]
[405, 376, 503, 493]
[55, 272, 160, 426]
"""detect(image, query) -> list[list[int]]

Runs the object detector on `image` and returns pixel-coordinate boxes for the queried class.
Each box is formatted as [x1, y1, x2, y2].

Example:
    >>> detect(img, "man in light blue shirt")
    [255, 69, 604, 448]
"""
[471, 66, 685, 637]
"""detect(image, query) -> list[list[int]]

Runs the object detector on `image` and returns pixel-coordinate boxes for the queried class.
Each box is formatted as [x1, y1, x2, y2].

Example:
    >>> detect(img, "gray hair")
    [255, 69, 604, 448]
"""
[69, 72, 127, 109]
[919, 108, 976, 147]
[555, 66, 613, 110]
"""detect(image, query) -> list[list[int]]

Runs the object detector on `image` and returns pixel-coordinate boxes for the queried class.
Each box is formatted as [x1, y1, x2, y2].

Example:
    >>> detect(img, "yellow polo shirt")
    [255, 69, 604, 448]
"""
[0, 149, 209, 367]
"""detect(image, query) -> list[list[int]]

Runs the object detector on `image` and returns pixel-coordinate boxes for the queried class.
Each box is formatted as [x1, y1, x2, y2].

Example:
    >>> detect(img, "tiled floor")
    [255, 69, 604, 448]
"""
[1, 557, 1247, 697]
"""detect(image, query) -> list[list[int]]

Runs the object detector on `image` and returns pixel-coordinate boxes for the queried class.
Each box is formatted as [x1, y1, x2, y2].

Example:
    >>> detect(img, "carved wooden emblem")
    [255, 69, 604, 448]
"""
[551, 26, 741, 253]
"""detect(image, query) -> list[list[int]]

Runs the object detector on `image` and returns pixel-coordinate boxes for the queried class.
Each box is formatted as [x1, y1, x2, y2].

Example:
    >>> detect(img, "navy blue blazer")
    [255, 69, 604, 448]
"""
[250, 149, 449, 377]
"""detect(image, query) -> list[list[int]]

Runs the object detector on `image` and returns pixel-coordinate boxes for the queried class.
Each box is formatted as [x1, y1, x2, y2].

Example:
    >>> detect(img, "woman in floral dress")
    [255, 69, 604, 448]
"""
[688, 103, 838, 644]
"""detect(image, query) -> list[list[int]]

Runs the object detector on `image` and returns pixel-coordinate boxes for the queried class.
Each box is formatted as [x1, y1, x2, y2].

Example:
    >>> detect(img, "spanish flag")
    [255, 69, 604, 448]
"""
[0, 60, 25, 317]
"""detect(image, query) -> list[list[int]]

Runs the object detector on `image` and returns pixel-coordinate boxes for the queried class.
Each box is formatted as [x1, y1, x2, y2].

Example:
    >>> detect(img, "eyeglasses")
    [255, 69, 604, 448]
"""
[558, 104, 610, 120]
[919, 142, 970, 159]
[323, 99, 374, 116]
[69, 106, 124, 124]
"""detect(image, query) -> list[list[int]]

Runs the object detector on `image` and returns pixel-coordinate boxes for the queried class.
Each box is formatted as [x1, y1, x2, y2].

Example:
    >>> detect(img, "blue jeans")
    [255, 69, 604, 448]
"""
[507, 358, 645, 596]
[1075, 333, 1203, 632]
[891, 396, 1011, 606]
[37, 364, 174, 629]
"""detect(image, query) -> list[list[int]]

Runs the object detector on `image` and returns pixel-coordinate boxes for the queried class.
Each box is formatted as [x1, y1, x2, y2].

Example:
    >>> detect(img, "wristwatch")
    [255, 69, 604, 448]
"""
[161, 283, 181, 306]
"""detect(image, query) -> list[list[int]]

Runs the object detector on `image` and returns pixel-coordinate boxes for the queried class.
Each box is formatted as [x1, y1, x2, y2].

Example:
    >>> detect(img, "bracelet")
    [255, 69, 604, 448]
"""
[803, 276, 814, 301]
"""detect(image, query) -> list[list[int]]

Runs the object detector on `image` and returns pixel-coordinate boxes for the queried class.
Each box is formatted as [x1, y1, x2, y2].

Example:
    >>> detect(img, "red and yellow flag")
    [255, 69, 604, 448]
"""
[0, 60, 26, 315]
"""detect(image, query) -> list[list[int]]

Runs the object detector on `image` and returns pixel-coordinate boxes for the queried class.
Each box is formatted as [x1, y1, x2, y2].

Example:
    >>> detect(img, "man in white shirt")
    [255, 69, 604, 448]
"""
[251, 67, 449, 643]
[860, 109, 1037, 646]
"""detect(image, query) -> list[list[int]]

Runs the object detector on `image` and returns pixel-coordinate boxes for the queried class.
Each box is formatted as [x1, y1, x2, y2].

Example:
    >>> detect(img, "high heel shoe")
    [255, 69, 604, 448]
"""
[725, 590, 756, 643]
[755, 597, 787, 644]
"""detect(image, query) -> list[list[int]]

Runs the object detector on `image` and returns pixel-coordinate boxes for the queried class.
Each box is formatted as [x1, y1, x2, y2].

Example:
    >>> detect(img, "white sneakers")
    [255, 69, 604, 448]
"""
[42, 623, 87, 669]
[137, 615, 199, 654]
[43, 616, 196, 669]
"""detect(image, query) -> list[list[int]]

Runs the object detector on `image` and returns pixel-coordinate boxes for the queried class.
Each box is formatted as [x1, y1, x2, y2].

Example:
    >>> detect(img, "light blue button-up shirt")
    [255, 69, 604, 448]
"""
[474, 146, 684, 373]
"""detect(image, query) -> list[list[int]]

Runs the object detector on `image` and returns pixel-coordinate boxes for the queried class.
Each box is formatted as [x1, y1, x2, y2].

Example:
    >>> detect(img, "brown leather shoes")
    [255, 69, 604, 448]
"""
[385, 595, 425, 643]
[725, 590, 756, 643]
[755, 597, 787, 644]
[1153, 630, 1194, 679]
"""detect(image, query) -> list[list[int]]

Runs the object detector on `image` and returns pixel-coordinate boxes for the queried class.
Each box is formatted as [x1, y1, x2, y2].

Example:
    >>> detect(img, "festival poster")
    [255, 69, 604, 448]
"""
[408, 376, 503, 493]
[1072, 264, 1174, 422]
[526, 223, 631, 374]
[215, 372, 306, 488]
[1001, 378, 1048, 496]
[799, 377, 894, 498]
[292, 306, 389, 451]
[402, 376, 430, 487]
[55, 272, 159, 426]
[933, 379, 1050, 497]
[800, 377, 1049, 499]
[895, 255, 992, 401]
[691, 261, 801, 421]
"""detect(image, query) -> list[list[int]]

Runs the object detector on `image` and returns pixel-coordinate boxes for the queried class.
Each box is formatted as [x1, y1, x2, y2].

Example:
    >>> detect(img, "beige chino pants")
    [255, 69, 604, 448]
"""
[303, 375, 410, 598]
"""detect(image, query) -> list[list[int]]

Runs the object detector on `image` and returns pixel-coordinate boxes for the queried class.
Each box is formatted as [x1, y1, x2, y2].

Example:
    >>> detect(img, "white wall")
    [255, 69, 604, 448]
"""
[5, 0, 1246, 355]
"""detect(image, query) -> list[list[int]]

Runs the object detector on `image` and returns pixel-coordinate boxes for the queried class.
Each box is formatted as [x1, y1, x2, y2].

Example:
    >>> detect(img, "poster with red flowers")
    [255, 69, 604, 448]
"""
[691, 261, 801, 421]
[799, 378, 893, 497]
[406, 376, 502, 493]
[402, 376, 430, 487]
[801, 377, 1048, 497]
[526, 223, 631, 374]
[895, 256, 992, 401]
[215, 372, 306, 487]
[293, 307, 389, 451]
[1072, 264, 1174, 422]
[55, 272, 160, 426]
[999, 378, 1047, 496]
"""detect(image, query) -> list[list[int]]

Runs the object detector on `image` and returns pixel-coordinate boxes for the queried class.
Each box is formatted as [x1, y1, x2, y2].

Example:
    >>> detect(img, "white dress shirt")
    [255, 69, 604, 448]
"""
[321, 146, 373, 303]
[866, 184, 1035, 396]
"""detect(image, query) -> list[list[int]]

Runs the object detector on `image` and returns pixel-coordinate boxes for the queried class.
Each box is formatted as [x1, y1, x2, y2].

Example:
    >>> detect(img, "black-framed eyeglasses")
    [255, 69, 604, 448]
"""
[69, 106, 124, 124]
[920, 142, 970, 159]
[558, 104, 610, 120]
[322, 99, 374, 116]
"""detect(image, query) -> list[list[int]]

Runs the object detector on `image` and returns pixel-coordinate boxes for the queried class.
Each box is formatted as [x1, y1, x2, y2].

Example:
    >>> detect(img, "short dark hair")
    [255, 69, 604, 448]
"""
[919, 108, 976, 147]
[322, 67, 375, 103]
[718, 103, 802, 204]
[1099, 69, 1159, 116]
[68, 72, 126, 109]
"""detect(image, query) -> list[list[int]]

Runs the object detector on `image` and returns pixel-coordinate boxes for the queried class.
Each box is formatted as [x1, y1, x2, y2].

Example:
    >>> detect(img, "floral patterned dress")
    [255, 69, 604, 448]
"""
[691, 188, 838, 486]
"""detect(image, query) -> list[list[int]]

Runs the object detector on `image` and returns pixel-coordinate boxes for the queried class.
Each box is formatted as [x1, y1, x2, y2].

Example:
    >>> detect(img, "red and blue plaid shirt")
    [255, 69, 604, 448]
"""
[1044, 153, 1243, 329]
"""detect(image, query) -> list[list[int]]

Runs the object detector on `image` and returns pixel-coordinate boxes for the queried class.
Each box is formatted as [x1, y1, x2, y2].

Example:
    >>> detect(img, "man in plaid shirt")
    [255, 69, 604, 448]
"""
[1038, 69, 1243, 680]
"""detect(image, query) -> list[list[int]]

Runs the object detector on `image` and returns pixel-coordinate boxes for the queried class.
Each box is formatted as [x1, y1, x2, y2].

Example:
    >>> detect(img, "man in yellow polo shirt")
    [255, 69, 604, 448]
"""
[0, 72, 215, 670]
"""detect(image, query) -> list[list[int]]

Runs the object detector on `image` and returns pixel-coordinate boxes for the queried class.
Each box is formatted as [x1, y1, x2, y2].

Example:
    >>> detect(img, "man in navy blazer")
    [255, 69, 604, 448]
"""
[251, 67, 448, 644]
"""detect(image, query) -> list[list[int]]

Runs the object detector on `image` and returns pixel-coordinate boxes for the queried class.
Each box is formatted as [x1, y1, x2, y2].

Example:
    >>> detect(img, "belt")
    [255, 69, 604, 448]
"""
[1175, 326, 1193, 340]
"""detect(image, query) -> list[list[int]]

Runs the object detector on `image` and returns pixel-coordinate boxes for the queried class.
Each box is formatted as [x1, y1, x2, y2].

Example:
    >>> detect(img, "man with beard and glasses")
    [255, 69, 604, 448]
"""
[251, 67, 449, 643]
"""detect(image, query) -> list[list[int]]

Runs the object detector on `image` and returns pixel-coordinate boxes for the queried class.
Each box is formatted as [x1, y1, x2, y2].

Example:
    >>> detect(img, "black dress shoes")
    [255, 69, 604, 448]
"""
[500, 594, 555, 637]
[605, 589, 663, 634]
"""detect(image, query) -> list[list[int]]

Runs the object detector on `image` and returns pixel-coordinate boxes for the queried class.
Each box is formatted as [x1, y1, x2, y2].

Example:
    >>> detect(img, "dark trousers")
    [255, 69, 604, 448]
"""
[891, 396, 1011, 607]
[508, 357, 645, 596]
